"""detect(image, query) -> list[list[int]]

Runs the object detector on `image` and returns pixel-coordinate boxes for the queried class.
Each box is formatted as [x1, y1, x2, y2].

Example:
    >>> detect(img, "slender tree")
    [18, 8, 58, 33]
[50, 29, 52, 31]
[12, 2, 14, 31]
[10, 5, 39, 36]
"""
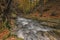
[2, 0, 12, 29]
[38, 0, 44, 16]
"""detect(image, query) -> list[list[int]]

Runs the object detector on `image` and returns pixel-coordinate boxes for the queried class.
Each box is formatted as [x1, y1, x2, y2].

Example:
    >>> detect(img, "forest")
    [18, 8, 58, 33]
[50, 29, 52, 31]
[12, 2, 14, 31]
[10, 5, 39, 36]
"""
[0, 0, 60, 40]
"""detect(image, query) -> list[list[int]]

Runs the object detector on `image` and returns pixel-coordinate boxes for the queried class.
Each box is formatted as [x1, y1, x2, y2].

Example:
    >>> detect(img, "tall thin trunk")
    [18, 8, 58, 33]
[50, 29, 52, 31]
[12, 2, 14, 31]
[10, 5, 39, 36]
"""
[2, 0, 12, 29]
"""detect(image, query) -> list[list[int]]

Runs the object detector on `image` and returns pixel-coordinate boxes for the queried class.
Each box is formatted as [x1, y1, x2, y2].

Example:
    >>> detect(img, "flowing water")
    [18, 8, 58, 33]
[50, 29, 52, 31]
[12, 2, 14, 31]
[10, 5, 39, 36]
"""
[12, 17, 60, 40]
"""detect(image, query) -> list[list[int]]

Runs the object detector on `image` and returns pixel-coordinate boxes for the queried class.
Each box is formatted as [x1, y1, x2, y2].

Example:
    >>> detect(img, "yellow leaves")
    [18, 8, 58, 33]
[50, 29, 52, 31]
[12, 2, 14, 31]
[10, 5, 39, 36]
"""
[5, 36, 23, 40]
[11, 13, 17, 18]
[10, 19, 15, 28]
[16, 0, 39, 13]
[5, 36, 16, 40]
[2, 18, 7, 28]
[0, 29, 10, 39]
[44, 0, 48, 4]
[17, 38, 23, 40]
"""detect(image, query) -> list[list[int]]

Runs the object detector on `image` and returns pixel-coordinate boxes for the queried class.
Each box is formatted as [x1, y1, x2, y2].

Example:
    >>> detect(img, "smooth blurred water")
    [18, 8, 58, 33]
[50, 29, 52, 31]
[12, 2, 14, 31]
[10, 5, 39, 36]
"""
[12, 17, 60, 40]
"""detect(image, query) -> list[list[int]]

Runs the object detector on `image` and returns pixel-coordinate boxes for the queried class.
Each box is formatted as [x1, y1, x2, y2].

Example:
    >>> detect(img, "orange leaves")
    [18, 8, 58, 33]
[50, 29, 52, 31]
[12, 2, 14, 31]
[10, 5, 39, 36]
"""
[6, 36, 16, 40]
[0, 29, 10, 39]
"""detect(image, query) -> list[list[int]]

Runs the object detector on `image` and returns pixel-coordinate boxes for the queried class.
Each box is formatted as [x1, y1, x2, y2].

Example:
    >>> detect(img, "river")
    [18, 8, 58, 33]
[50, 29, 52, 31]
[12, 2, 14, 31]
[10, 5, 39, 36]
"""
[12, 17, 60, 40]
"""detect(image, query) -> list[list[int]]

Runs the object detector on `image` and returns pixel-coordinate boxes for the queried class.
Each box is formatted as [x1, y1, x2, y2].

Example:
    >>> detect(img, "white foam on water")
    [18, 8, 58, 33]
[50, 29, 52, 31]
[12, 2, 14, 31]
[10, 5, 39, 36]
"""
[15, 17, 56, 40]
[16, 30, 24, 39]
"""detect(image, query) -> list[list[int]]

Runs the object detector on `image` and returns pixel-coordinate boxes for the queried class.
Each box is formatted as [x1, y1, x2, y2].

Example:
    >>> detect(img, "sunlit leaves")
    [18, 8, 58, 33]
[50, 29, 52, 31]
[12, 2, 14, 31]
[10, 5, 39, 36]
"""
[17, 0, 39, 14]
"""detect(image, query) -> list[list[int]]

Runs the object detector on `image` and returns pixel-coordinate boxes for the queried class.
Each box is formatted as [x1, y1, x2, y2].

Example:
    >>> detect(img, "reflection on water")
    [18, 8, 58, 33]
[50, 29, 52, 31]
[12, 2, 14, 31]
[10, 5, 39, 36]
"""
[12, 17, 60, 40]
